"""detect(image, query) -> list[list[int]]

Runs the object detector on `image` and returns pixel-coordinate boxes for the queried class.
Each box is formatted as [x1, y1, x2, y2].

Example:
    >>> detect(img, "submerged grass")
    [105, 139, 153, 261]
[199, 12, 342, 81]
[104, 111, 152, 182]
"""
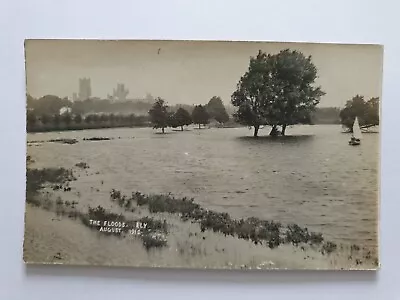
[79, 205, 168, 250]
[26, 167, 168, 251]
[75, 162, 89, 169]
[26, 167, 76, 205]
[48, 138, 78, 144]
[108, 189, 381, 265]
[110, 189, 333, 251]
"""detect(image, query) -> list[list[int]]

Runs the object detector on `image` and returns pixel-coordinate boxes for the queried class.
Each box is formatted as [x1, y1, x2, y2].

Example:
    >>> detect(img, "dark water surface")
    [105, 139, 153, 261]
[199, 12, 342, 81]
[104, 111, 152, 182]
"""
[27, 125, 379, 249]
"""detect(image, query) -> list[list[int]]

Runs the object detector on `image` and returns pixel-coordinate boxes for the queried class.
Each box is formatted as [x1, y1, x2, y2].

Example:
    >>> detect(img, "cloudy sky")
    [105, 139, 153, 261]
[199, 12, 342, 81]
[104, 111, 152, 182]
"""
[25, 40, 383, 107]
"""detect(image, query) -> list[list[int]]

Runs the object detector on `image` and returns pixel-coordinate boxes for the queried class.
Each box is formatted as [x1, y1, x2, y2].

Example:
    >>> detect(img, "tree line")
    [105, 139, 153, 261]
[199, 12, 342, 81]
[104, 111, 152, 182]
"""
[27, 94, 214, 118]
[26, 112, 149, 132]
[148, 96, 230, 133]
[27, 94, 154, 116]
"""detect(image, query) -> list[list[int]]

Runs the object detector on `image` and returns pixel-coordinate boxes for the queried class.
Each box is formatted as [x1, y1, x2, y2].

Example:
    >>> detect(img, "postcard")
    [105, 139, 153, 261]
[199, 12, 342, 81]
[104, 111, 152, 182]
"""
[24, 39, 381, 270]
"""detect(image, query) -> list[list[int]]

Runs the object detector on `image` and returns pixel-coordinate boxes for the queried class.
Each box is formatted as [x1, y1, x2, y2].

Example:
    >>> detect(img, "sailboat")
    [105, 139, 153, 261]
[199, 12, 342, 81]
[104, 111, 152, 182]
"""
[349, 117, 362, 146]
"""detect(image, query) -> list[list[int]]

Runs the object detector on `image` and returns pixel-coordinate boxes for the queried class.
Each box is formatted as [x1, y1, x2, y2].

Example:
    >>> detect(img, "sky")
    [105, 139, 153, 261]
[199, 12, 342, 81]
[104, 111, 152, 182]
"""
[25, 40, 383, 108]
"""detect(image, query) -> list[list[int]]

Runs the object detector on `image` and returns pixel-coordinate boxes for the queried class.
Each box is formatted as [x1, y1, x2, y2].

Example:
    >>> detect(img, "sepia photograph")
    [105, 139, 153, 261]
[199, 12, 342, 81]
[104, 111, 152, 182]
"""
[24, 39, 381, 270]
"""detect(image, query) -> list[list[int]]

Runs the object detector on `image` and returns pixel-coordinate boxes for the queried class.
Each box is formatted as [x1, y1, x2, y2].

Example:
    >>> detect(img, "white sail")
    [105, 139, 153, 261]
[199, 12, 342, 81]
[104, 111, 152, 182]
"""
[352, 117, 362, 139]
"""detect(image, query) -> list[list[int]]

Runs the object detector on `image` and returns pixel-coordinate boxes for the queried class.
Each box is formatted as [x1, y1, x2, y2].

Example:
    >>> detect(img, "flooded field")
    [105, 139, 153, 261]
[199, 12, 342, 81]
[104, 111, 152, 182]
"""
[25, 125, 379, 269]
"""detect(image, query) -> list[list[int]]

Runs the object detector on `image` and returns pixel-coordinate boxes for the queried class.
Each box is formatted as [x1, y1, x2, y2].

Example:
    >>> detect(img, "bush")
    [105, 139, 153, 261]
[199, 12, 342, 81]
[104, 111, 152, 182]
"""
[322, 241, 337, 254]
[310, 232, 324, 244]
[135, 193, 200, 215]
[75, 162, 89, 169]
[141, 233, 167, 251]
[26, 167, 75, 203]
[55, 197, 63, 206]
[110, 189, 122, 201]
[87, 205, 124, 221]
[285, 224, 311, 245]
[48, 138, 78, 144]
[139, 216, 168, 233]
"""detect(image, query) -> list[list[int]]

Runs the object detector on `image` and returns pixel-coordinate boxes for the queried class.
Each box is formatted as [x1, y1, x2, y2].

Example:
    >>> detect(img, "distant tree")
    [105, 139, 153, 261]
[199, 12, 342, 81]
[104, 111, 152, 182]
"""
[364, 97, 380, 127]
[167, 112, 178, 129]
[173, 107, 192, 131]
[52, 114, 61, 127]
[27, 111, 37, 130]
[29, 95, 71, 115]
[99, 114, 109, 123]
[63, 113, 72, 126]
[92, 114, 99, 123]
[192, 105, 210, 129]
[206, 96, 229, 124]
[231, 49, 325, 137]
[109, 113, 115, 124]
[148, 97, 169, 133]
[114, 114, 123, 124]
[40, 114, 50, 125]
[27, 94, 35, 107]
[339, 95, 379, 132]
[128, 113, 136, 126]
[169, 103, 195, 114]
[74, 114, 82, 124]
[84, 115, 92, 124]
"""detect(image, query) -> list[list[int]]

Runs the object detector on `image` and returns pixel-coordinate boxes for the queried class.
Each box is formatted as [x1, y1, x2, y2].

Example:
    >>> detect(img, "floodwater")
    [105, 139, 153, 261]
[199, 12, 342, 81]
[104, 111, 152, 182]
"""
[27, 125, 379, 251]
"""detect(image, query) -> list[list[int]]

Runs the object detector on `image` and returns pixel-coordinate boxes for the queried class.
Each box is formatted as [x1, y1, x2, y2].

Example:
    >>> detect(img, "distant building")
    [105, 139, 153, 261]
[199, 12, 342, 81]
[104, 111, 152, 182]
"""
[78, 78, 92, 101]
[111, 83, 129, 102]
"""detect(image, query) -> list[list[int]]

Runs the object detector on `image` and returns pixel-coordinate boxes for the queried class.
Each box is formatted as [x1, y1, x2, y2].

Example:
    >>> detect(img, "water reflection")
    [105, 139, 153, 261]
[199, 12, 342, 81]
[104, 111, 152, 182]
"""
[237, 135, 315, 144]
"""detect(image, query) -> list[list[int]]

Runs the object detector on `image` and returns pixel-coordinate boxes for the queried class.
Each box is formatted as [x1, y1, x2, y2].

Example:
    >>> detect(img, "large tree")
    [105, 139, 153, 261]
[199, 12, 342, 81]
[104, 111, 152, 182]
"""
[206, 96, 230, 124]
[148, 97, 169, 133]
[231, 49, 325, 137]
[172, 107, 192, 131]
[339, 95, 379, 132]
[192, 105, 210, 129]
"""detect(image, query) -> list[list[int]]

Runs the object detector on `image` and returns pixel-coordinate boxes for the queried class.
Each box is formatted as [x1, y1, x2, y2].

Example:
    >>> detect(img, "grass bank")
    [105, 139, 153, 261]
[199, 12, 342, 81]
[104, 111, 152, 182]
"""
[109, 189, 378, 266]
[110, 190, 339, 253]
[26, 166, 169, 251]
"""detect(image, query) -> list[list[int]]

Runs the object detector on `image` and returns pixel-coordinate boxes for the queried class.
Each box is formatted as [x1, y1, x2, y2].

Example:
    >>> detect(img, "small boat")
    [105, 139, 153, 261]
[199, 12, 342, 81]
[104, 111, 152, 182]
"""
[349, 117, 361, 146]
